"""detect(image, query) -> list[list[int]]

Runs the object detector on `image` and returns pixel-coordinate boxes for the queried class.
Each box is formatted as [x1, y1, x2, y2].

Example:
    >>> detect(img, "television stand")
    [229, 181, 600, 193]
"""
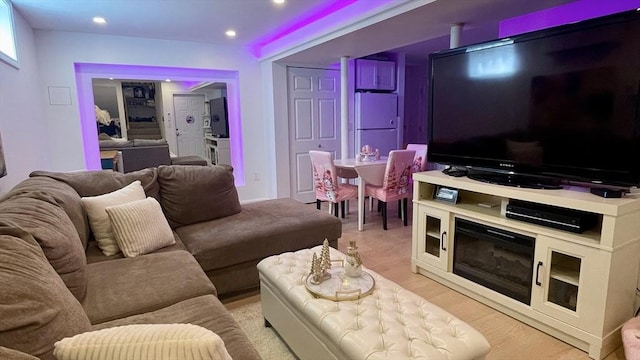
[411, 170, 640, 359]
[204, 135, 230, 165]
[466, 170, 562, 190]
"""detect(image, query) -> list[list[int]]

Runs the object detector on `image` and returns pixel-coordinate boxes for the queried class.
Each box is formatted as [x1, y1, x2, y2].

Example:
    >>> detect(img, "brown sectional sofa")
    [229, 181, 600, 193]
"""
[0, 165, 342, 359]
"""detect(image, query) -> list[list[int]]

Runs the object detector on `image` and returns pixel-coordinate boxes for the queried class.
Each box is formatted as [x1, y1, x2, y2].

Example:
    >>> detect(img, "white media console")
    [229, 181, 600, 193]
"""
[411, 170, 640, 359]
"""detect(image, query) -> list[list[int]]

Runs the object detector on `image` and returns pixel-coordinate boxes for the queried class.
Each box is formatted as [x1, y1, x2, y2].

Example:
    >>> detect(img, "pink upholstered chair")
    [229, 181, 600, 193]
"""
[622, 316, 640, 359]
[309, 150, 358, 218]
[396, 143, 429, 218]
[365, 150, 415, 230]
[406, 143, 428, 173]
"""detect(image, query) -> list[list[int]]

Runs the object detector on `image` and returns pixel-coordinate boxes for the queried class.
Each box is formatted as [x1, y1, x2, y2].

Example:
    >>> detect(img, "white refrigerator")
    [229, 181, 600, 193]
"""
[355, 92, 399, 157]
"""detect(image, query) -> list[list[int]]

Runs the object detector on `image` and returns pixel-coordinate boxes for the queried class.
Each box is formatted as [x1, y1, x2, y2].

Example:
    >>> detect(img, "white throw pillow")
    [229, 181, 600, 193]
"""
[81, 181, 146, 256]
[105, 197, 175, 257]
[53, 323, 232, 360]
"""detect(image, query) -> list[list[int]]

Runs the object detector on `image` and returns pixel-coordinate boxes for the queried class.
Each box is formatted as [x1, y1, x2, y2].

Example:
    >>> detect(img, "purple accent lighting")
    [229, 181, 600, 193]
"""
[249, 0, 357, 56]
[74, 63, 245, 186]
[500, 0, 640, 37]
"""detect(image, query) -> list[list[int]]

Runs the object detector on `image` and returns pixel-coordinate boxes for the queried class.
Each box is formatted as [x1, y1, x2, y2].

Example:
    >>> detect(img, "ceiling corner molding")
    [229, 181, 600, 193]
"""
[258, 0, 436, 64]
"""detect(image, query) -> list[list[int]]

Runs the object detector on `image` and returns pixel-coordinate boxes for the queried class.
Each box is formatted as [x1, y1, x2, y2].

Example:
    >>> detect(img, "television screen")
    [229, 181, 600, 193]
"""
[209, 97, 229, 138]
[428, 10, 640, 188]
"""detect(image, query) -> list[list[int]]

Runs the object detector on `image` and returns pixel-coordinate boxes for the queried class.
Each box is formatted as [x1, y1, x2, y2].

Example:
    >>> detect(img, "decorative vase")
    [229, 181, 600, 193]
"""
[344, 240, 363, 277]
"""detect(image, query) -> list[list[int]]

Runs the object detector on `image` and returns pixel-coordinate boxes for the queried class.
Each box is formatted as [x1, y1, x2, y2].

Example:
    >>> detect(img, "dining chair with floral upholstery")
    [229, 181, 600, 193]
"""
[393, 143, 429, 218]
[309, 150, 358, 218]
[406, 143, 428, 173]
[365, 149, 415, 230]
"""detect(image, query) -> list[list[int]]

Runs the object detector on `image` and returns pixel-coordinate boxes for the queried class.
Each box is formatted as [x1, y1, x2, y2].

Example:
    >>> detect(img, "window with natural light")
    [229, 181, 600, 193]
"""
[0, 0, 18, 67]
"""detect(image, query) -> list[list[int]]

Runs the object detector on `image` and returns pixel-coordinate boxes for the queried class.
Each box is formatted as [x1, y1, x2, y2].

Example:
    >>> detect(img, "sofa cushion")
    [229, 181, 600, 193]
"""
[0, 227, 91, 360]
[91, 295, 261, 360]
[0, 346, 39, 360]
[157, 165, 241, 228]
[81, 181, 146, 256]
[54, 324, 231, 360]
[82, 251, 216, 324]
[84, 231, 186, 264]
[30, 168, 160, 200]
[176, 198, 342, 272]
[105, 197, 175, 257]
[0, 194, 87, 301]
[2, 176, 90, 249]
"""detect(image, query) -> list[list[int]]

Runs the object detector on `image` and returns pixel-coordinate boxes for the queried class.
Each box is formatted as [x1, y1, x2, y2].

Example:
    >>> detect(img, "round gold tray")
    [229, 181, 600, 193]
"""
[304, 267, 375, 301]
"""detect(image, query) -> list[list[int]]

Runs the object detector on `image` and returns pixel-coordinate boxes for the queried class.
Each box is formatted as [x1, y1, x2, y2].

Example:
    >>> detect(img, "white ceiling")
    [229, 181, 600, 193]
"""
[10, 0, 331, 46]
[10, 0, 576, 65]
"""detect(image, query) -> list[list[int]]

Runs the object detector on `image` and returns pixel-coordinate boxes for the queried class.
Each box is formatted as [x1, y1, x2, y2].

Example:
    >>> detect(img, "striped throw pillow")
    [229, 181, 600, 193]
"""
[105, 197, 174, 257]
[53, 323, 232, 360]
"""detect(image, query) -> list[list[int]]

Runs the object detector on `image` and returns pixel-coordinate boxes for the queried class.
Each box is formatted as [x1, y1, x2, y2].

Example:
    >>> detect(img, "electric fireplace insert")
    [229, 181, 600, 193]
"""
[453, 218, 535, 304]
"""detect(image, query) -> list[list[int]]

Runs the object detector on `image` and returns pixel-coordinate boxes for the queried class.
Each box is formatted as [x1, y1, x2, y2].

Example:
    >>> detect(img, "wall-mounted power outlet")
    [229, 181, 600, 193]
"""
[254, 172, 260, 181]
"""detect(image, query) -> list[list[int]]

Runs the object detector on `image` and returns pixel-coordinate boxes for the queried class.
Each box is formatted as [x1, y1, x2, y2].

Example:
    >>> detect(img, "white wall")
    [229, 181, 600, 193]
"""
[0, 8, 49, 195]
[32, 31, 270, 201]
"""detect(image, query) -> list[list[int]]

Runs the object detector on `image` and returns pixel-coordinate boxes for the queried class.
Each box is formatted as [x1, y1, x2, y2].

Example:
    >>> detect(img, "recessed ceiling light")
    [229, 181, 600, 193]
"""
[225, 29, 237, 38]
[92, 17, 106, 24]
[273, 0, 285, 4]
[165, 79, 171, 82]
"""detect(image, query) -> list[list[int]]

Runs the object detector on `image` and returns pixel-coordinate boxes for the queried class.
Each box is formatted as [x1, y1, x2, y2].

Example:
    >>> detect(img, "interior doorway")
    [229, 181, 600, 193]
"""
[76, 63, 245, 185]
[287, 66, 341, 203]
[173, 94, 206, 158]
[92, 79, 126, 139]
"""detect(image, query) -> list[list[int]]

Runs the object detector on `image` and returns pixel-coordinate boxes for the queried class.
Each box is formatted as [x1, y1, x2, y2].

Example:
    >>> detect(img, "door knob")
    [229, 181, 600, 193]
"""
[318, 144, 322, 148]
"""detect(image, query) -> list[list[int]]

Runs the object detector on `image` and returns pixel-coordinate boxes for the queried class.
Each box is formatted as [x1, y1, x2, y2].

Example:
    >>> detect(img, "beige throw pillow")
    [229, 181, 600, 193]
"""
[105, 197, 175, 257]
[53, 323, 232, 360]
[81, 181, 146, 256]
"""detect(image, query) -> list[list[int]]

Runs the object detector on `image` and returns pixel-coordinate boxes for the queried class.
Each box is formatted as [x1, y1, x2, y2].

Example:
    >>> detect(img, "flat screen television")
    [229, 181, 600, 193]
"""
[428, 9, 640, 189]
[209, 97, 229, 138]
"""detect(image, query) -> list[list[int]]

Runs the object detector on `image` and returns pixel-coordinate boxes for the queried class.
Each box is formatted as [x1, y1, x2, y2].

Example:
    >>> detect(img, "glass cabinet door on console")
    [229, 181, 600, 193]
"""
[531, 235, 607, 333]
[415, 206, 451, 271]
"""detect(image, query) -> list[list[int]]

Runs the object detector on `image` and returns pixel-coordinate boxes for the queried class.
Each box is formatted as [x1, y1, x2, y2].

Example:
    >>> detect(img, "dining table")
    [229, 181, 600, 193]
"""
[334, 157, 388, 231]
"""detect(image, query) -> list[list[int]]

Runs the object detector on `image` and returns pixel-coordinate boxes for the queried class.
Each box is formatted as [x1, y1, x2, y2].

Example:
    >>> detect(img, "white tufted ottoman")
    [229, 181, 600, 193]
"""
[257, 246, 490, 360]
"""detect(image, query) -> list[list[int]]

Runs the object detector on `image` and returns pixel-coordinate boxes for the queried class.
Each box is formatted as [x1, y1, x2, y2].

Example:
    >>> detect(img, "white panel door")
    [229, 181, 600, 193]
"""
[174, 94, 206, 158]
[288, 67, 340, 203]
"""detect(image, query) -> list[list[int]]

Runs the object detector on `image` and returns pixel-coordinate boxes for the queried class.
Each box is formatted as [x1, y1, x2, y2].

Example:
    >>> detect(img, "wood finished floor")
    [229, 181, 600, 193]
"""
[226, 200, 626, 360]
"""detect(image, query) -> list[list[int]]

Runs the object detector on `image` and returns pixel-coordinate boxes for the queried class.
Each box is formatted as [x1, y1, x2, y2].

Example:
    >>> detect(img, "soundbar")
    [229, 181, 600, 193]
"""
[505, 200, 597, 233]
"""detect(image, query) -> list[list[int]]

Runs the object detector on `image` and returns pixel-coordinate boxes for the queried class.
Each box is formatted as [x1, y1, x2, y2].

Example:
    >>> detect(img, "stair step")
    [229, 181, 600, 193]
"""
[127, 128, 161, 136]
[129, 121, 159, 128]
[129, 134, 163, 140]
